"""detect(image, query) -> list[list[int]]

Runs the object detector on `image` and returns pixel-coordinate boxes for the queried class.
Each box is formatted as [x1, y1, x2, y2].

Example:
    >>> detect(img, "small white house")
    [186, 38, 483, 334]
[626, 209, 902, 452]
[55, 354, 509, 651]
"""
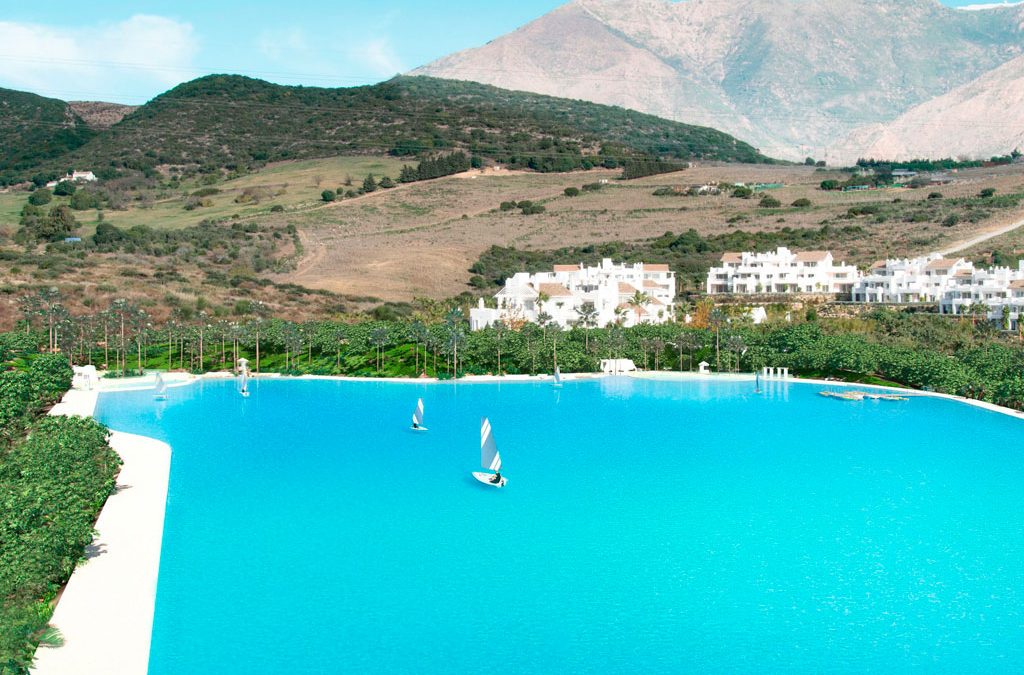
[600, 359, 637, 374]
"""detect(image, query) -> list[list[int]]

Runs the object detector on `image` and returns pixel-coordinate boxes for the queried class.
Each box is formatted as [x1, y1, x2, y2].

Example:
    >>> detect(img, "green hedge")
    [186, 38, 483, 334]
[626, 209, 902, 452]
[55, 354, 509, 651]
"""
[0, 345, 120, 674]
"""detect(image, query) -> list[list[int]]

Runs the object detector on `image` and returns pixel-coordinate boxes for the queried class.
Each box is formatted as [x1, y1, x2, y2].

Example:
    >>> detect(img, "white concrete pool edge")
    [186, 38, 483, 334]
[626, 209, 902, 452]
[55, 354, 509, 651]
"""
[33, 389, 171, 675]
[121, 368, 1024, 421]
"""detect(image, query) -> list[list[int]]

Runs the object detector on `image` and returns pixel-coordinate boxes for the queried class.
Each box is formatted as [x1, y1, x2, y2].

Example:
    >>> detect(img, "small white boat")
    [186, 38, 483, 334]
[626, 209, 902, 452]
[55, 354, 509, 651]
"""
[553, 366, 563, 388]
[411, 397, 428, 431]
[754, 371, 762, 394]
[473, 417, 507, 487]
[153, 373, 168, 401]
[239, 369, 250, 398]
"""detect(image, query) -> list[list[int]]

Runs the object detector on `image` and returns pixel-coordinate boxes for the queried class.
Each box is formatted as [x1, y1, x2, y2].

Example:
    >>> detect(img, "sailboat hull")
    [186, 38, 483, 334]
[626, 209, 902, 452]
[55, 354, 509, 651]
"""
[410, 426, 429, 432]
[472, 472, 507, 488]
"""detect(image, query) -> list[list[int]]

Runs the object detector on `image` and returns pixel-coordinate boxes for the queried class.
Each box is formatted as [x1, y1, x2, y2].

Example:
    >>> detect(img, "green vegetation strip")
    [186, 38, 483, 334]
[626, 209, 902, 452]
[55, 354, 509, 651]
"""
[0, 333, 120, 674]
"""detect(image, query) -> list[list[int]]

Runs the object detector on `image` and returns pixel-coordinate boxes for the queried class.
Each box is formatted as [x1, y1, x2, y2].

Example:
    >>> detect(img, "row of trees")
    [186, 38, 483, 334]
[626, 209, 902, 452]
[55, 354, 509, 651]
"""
[14, 288, 1024, 409]
[398, 151, 473, 183]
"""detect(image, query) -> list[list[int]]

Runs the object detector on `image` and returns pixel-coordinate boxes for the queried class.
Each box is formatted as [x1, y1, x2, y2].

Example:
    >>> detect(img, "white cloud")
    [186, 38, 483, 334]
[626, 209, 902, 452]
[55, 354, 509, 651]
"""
[257, 27, 309, 62]
[350, 37, 406, 78]
[0, 15, 198, 103]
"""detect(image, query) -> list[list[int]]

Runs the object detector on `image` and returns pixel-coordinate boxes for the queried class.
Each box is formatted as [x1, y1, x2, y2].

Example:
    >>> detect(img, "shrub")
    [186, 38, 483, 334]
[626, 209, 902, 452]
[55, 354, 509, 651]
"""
[581, 182, 603, 192]
[69, 190, 101, 210]
[499, 201, 517, 211]
[321, 190, 336, 202]
[28, 189, 52, 206]
[941, 214, 960, 227]
[792, 198, 811, 207]
[564, 187, 580, 197]
[980, 187, 996, 198]
[379, 176, 396, 189]
[270, 204, 284, 213]
[759, 195, 781, 208]
[53, 181, 76, 196]
[928, 192, 943, 200]
[819, 180, 840, 191]
[732, 186, 753, 198]
[521, 204, 546, 215]
[191, 187, 220, 198]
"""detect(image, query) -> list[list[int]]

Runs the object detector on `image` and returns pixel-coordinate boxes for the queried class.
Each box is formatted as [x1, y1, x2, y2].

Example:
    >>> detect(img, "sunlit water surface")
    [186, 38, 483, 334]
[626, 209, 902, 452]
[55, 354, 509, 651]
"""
[95, 377, 1024, 673]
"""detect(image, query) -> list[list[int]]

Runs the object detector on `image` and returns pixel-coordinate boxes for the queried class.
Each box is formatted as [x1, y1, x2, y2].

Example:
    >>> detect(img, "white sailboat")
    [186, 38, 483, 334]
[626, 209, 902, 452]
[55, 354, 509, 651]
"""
[153, 373, 168, 401]
[411, 397, 428, 431]
[553, 366, 563, 388]
[754, 371, 762, 394]
[472, 417, 507, 487]
[239, 369, 250, 398]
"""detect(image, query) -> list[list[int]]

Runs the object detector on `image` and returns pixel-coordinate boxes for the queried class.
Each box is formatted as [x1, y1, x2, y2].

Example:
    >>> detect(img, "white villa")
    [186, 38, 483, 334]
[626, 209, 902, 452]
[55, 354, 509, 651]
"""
[706, 247, 858, 295]
[45, 170, 98, 188]
[469, 259, 676, 330]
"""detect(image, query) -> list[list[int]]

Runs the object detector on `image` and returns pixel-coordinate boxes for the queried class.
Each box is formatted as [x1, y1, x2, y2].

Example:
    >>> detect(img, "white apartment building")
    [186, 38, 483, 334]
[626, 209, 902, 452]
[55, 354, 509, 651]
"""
[938, 262, 1024, 326]
[851, 253, 1024, 327]
[851, 254, 975, 303]
[469, 259, 676, 330]
[706, 247, 858, 295]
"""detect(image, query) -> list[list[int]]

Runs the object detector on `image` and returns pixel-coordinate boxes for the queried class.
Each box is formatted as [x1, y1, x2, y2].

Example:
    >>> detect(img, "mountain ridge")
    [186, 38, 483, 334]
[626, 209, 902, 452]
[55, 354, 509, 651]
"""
[414, 0, 1024, 162]
[0, 74, 770, 184]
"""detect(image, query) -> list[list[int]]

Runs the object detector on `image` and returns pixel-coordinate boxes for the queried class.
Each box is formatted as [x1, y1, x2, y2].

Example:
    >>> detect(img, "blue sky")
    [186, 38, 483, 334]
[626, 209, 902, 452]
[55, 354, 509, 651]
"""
[0, 0, 1004, 103]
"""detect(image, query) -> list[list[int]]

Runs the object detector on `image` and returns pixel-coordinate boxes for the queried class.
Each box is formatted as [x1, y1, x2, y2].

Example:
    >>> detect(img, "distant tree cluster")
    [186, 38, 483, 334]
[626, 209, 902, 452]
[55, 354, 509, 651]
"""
[619, 159, 687, 180]
[399, 152, 472, 183]
[17, 203, 78, 243]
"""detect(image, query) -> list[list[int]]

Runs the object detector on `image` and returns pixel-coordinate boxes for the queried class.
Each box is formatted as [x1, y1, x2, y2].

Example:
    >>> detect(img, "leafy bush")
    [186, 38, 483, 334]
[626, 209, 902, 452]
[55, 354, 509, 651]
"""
[980, 187, 997, 198]
[52, 182, 75, 197]
[564, 187, 580, 197]
[321, 190, 336, 202]
[732, 186, 753, 198]
[928, 192, 943, 200]
[792, 198, 811, 207]
[27, 189, 52, 206]
[759, 195, 781, 208]
[941, 214, 960, 227]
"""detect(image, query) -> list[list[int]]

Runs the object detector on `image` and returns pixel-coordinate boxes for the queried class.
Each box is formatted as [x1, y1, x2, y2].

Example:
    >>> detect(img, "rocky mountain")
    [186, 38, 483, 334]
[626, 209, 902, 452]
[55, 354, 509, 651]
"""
[837, 53, 1024, 163]
[67, 101, 138, 129]
[413, 0, 1024, 163]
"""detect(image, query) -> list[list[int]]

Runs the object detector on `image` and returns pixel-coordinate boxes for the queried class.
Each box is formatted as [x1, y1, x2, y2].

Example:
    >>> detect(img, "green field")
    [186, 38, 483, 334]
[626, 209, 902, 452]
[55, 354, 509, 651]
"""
[0, 156, 408, 236]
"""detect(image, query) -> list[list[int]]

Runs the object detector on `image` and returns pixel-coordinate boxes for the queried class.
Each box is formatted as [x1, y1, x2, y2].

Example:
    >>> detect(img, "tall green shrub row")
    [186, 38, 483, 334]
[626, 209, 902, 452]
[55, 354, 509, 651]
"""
[0, 345, 120, 674]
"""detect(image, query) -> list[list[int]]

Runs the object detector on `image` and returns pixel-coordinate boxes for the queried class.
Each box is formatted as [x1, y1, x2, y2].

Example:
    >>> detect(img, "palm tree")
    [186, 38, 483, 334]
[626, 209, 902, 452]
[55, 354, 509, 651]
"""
[446, 325, 466, 376]
[674, 331, 701, 371]
[651, 337, 665, 370]
[370, 326, 389, 373]
[574, 301, 599, 351]
[709, 307, 727, 371]
[726, 334, 747, 373]
[444, 307, 465, 375]
[409, 320, 427, 374]
[493, 319, 507, 374]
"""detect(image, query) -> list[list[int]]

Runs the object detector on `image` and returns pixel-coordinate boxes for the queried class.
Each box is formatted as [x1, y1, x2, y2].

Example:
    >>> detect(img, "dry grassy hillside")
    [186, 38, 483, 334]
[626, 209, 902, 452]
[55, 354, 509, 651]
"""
[279, 162, 1024, 299]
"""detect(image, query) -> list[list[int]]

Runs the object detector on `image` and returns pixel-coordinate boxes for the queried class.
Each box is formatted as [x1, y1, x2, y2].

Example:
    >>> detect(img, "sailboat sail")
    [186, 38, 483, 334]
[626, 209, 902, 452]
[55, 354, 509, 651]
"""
[412, 398, 424, 426]
[480, 417, 501, 472]
[240, 370, 248, 393]
[554, 367, 562, 385]
[154, 373, 167, 397]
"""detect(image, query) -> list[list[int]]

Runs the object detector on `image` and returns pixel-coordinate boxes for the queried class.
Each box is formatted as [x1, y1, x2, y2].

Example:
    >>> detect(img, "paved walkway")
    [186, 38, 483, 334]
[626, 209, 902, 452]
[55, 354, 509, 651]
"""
[33, 394, 172, 675]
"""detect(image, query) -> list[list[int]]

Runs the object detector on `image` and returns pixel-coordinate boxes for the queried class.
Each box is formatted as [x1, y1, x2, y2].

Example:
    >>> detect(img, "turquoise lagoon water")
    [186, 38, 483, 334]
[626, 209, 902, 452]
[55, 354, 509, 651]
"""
[95, 377, 1024, 673]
